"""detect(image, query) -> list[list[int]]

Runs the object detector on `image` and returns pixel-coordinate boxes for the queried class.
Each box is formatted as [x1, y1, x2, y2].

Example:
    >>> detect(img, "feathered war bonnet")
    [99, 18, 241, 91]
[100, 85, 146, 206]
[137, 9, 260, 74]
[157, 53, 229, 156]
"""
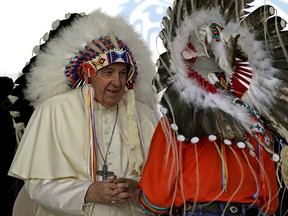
[23, 9, 157, 178]
[24, 9, 156, 109]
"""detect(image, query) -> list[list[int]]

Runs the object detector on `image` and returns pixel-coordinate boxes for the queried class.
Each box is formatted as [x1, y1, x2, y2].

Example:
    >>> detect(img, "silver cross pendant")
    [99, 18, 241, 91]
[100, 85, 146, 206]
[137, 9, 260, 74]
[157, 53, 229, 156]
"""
[96, 164, 115, 180]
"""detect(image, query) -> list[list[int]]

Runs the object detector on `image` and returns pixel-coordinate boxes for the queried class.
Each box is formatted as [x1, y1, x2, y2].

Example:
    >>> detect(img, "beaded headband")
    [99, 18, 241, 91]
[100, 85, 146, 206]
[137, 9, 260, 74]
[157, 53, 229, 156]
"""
[65, 34, 136, 89]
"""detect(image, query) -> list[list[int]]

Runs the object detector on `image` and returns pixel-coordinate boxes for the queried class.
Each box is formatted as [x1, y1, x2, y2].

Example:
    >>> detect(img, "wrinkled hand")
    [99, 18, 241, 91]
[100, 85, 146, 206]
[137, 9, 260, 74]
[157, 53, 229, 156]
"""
[113, 177, 139, 199]
[84, 176, 139, 205]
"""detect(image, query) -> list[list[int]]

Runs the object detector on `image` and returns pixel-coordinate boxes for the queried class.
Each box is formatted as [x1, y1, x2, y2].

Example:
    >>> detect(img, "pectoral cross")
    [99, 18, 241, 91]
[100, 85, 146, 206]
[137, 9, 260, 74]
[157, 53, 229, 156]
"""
[96, 164, 115, 180]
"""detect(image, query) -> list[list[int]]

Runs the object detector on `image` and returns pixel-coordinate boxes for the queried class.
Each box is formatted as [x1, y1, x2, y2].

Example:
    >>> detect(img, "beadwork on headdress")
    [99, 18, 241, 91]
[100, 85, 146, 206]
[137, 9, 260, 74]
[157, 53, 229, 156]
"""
[65, 34, 136, 89]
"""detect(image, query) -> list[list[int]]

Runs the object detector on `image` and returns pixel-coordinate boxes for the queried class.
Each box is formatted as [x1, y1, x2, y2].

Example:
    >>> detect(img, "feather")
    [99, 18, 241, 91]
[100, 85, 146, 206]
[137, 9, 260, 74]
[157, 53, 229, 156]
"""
[264, 16, 287, 36]
[242, 5, 275, 34]
[272, 59, 288, 70]
[213, 108, 246, 141]
[270, 98, 288, 128]
[262, 108, 288, 143]
[221, 0, 248, 23]
[275, 70, 288, 82]
[153, 52, 175, 93]
[202, 107, 222, 136]
[278, 86, 288, 99]
[190, 107, 204, 137]
[266, 32, 288, 58]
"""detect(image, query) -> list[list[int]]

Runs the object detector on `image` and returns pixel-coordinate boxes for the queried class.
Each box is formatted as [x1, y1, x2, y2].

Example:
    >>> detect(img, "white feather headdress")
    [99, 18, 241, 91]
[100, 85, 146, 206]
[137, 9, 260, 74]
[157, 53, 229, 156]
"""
[24, 9, 157, 109]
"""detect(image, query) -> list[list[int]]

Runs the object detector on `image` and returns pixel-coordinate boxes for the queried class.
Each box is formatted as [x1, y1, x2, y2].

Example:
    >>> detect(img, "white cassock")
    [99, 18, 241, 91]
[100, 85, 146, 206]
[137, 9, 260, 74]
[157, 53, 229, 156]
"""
[8, 85, 158, 216]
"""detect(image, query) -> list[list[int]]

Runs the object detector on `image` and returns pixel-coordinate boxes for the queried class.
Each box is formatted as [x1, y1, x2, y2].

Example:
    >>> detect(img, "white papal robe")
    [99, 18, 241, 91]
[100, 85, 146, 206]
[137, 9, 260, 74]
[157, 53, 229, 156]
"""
[9, 85, 158, 216]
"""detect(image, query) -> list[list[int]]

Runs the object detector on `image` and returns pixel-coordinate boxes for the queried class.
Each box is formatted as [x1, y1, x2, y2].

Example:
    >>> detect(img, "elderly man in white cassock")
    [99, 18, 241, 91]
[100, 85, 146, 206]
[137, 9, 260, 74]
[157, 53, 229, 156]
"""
[8, 9, 159, 216]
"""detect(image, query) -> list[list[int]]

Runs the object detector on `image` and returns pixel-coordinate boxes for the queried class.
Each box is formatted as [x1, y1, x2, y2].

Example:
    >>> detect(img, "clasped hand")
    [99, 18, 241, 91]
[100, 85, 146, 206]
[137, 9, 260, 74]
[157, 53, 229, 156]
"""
[85, 176, 139, 205]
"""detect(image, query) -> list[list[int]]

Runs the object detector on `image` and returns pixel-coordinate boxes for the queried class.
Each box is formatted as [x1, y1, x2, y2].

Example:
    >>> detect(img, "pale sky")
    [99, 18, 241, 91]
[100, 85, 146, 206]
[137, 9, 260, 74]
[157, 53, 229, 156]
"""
[0, 0, 287, 80]
[0, 0, 128, 79]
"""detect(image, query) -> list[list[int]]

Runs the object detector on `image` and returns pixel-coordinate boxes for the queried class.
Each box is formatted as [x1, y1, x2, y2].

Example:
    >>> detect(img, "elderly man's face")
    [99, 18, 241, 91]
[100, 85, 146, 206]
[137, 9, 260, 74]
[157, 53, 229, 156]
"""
[90, 62, 128, 108]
